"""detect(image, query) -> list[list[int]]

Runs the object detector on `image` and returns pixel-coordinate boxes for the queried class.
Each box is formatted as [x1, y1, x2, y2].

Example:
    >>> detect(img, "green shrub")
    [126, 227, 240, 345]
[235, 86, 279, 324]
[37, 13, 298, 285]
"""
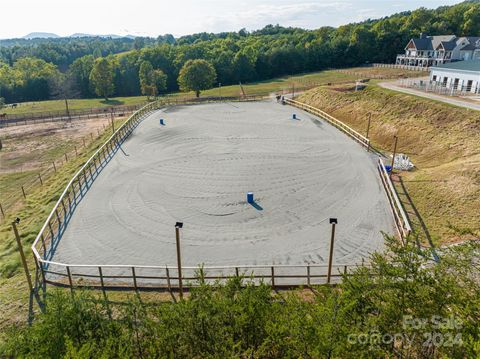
[1, 236, 479, 358]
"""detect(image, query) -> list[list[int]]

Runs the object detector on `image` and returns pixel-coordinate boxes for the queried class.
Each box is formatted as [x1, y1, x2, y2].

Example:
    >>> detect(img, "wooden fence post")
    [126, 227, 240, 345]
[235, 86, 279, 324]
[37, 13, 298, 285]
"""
[271, 266, 275, 287]
[166, 267, 172, 293]
[38, 173, 43, 185]
[12, 219, 33, 293]
[52, 161, 57, 172]
[132, 267, 138, 291]
[66, 266, 73, 293]
[21, 186, 26, 198]
[0, 203, 4, 219]
[99, 266, 106, 297]
[307, 265, 311, 286]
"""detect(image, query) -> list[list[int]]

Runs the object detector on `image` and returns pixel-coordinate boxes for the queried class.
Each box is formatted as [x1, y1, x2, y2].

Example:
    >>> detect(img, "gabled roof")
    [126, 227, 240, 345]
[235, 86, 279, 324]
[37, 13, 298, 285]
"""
[406, 34, 456, 51]
[437, 41, 456, 51]
[459, 37, 480, 51]
[432, 60, 480, 72]
[431, 35, 456, 49]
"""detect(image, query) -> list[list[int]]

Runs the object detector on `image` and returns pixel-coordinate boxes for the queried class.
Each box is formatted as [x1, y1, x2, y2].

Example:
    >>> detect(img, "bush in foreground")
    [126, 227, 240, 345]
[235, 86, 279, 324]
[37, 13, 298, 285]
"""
[1, 236, 479, 358]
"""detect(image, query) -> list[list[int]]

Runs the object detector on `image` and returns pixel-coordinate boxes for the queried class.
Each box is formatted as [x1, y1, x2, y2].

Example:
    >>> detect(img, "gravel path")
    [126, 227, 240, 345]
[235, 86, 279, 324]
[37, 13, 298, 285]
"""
[52, 101, 394, 268]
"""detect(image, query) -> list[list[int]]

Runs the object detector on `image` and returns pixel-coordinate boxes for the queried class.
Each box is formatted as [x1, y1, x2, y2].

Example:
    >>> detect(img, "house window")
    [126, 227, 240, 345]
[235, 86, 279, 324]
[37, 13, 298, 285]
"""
[443, 77, 448, 86]
[453, 78, 460, 90]
[432, 75, 437, 81]
[467, 80, 473, 91]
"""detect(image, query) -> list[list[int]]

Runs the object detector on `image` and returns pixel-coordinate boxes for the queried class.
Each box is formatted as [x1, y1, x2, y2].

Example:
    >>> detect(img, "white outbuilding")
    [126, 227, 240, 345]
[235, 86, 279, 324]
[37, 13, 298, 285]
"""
[429, 60, 480, 93]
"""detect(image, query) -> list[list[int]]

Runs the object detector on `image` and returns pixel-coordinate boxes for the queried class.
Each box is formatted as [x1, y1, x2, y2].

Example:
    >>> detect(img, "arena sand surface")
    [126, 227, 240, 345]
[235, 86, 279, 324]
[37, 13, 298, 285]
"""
[53, 101, 394, 268]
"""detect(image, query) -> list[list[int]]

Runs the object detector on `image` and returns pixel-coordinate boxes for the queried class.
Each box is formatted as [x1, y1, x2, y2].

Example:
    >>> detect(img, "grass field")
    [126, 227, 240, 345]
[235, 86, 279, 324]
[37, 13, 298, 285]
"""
[0, 66, 456, 333]
[1, 67, 422, 116]
[1, 96, 148, 115]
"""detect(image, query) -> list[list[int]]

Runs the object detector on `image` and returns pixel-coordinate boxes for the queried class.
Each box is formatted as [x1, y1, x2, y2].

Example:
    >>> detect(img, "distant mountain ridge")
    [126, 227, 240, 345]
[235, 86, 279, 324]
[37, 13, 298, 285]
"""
[21, 32, 136, 39]
[23, 32, 60, 39]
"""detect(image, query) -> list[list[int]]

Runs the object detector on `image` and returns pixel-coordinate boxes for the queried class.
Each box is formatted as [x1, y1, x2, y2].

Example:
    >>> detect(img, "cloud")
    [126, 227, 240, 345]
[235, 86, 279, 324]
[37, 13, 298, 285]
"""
[200, 1, 355, 32]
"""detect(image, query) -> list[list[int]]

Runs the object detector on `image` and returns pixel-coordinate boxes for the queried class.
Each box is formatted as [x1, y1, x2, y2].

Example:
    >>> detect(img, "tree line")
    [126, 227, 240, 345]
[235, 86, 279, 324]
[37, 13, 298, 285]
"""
[0, 1, 479, 104]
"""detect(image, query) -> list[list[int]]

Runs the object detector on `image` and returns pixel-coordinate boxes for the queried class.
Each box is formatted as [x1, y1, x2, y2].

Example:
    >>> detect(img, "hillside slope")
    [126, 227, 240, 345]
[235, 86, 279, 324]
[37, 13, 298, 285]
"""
[298, 84, 480, 245]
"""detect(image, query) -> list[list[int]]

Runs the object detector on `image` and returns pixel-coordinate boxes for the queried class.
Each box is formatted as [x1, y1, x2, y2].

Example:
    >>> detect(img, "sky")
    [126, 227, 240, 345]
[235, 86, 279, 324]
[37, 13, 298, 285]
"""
[0, 0, 464, 39]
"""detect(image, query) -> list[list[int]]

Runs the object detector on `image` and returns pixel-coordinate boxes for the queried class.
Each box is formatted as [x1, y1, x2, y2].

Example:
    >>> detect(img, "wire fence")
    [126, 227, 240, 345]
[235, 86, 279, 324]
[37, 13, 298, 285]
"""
[0, 104, 142, 127]
[0, 124, 115, 221]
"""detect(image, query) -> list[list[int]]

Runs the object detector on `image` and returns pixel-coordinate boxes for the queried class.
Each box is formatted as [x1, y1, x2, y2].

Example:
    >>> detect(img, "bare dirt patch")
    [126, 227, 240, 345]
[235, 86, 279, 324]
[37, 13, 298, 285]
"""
[0, 116, 125, 174]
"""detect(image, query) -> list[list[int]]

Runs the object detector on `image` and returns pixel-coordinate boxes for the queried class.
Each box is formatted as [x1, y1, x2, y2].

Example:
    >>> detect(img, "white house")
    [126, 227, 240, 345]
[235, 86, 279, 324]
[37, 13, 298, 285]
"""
[396, 34, 480, 68]
[429, 60, 480, 93]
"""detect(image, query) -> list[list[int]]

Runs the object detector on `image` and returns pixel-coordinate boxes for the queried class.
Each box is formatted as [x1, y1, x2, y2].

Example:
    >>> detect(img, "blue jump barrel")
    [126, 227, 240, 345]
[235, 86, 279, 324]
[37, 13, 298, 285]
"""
[160, 119, 165, 125]
[247, 192, 254, 204]
[292, 114, 297, 120]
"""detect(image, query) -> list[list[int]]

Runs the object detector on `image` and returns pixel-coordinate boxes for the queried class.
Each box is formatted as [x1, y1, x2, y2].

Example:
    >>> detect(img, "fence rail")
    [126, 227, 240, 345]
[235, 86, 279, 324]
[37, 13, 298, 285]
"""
[377, 158, 412, 240]
[372, 63, 429, 72]
[25, 95, 392, 292]
[285, 99, 411, 241]
[285, 98, 370, 149]
[32, 94, 363, 293]
[0, 104, 142, 127]
[397, 78, 480, 96]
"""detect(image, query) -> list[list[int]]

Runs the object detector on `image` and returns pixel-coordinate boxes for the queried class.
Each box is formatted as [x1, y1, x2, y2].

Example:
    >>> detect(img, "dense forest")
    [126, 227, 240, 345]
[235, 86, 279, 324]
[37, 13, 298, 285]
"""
[0, 1, 479, 103]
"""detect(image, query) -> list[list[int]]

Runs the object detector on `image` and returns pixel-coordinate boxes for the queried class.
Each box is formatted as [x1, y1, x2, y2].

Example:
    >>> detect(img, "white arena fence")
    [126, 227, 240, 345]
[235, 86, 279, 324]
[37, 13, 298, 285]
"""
[30, 95, 385, 293]
[285, 99, 371, 150]
[286, 99, 411, 241]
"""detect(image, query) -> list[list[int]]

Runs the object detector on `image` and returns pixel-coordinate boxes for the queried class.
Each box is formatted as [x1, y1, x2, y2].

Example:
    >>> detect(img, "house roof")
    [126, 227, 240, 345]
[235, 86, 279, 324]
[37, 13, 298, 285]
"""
[432, 60, 480, 72]
[460, 37, 480, 51]
[407, 35, 456, 51]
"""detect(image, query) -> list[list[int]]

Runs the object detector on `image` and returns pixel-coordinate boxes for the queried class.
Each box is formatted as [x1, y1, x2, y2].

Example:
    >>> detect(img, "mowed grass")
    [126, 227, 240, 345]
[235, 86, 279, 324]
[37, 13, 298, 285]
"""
[2, 67, 422, 115]
[298, 84, 480, 246]
[1, 96, 148, 115]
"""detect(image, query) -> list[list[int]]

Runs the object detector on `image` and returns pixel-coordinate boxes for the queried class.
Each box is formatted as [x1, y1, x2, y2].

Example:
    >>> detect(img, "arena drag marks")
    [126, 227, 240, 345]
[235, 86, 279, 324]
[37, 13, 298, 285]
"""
[52, 100, 394, 269]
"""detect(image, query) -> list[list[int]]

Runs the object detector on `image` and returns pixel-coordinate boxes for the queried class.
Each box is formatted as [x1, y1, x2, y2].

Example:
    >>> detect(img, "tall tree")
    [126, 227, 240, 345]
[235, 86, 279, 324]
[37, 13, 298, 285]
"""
[70, 55, 95, 98]
[89, 57, 115, 100]
[139, 60, 167, 98]
[177, 59, 216, 97]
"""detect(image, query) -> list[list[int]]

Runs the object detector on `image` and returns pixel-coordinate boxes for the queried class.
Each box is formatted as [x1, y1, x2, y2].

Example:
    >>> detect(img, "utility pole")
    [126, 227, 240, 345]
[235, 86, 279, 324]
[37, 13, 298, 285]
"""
[327, 218, 338, 284]
[218, 83, 222, 98]
[175, 222, 184, 299]
[12, 218, 33, 293]
[64, 97, 71, 121]
[390, 135, 398, 178]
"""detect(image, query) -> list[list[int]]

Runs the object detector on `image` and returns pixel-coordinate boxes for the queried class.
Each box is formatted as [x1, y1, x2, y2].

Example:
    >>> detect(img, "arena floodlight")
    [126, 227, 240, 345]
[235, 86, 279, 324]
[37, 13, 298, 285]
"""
[175, 222, 183, 229]
[329, 218, 338, 224]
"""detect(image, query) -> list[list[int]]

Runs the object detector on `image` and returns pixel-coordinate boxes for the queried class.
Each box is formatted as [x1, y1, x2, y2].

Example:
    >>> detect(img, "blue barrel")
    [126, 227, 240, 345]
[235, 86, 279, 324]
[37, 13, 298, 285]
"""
[292, 114, 297, 120]
[160, 119, 165, 125]
[385, 165, 392, 173]
[247, 192, 254, 204]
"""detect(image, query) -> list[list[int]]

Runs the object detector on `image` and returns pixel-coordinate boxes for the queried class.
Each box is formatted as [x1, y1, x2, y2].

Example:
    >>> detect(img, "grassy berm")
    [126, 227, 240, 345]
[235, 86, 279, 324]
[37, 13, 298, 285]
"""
[298, 84, 480, 246]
